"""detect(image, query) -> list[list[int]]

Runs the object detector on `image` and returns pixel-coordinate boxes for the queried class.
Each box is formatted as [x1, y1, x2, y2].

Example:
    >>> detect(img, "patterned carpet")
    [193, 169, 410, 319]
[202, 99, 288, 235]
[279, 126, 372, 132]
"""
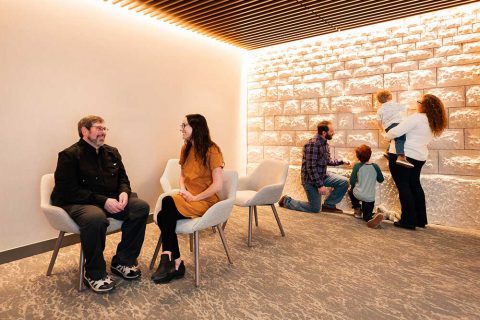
[1, 206, 479, 320]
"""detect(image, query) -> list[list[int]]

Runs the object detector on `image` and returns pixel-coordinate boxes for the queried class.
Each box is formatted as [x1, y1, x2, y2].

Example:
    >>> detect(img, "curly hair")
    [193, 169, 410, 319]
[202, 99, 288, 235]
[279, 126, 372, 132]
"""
[420, 94, 448, 137]
[183, 114, 222, 167]
[376, 90, 393, 104]
[355, 144, 372, 163]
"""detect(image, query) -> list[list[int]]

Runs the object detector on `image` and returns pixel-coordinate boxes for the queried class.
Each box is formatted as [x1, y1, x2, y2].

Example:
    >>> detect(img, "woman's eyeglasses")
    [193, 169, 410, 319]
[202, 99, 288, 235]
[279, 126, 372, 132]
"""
[180, 123, 188, 129]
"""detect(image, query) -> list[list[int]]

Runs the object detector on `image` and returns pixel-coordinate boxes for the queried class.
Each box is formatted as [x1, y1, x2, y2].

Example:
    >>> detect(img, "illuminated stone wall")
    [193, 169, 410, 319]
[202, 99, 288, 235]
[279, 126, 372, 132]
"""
[246, 4, 480, 229]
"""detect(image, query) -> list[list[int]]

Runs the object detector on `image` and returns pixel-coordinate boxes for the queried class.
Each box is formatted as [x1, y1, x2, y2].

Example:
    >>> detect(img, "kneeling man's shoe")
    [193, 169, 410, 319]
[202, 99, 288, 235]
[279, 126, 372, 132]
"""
[111, 262, 141, 280]
[84, 274, 115, 293]
[367, 213, 384, 228]
[321, 205, 343, 214]
[151, 254, 175, 284]
[278, 195, 287, 208]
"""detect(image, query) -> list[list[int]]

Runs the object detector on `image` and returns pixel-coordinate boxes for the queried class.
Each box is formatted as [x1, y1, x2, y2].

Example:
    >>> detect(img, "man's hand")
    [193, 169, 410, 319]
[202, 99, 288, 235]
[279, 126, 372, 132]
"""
[104, 198, 124, 214]
[179, 189, 197, 202]
[342, 159, 352, 166]
[318, 186, 328, 195]
[118, 192, 129, 210]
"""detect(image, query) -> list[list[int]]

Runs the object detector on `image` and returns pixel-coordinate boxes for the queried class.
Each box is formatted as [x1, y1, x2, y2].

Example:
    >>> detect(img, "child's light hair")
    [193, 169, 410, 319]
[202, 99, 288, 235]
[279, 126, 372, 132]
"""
[376, 90, 393, 104]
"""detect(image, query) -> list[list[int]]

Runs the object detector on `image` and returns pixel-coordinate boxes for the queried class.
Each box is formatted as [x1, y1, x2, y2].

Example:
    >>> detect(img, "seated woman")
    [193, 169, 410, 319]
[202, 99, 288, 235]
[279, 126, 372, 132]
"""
[386, 94, 447, 230]
[151, 114, 224, 284]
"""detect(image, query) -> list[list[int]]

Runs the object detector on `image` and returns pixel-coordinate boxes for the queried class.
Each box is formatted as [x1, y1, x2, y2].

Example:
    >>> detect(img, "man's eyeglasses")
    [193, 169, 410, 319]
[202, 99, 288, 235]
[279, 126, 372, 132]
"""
[91, 125, 109, 132]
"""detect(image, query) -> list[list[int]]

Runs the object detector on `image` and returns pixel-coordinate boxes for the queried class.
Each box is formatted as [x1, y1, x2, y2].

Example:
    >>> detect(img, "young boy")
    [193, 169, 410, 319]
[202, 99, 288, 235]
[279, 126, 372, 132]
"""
[348, 145, 385, 228]
[376, 90, 413, 168]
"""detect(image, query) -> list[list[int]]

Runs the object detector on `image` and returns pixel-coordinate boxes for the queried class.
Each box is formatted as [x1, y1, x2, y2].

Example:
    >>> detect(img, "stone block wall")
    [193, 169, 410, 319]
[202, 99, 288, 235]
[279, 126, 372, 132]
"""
[246, 4, 480, 229]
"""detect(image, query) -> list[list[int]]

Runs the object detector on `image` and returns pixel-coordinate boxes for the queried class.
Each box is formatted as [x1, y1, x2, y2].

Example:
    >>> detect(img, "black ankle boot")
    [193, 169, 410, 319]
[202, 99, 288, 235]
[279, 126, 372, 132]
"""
[151, 254, 175, 284]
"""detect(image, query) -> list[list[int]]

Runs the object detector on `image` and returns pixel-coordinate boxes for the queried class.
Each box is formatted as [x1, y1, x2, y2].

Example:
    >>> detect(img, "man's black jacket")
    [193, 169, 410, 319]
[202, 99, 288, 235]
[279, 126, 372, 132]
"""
[51, 139, 131, 207]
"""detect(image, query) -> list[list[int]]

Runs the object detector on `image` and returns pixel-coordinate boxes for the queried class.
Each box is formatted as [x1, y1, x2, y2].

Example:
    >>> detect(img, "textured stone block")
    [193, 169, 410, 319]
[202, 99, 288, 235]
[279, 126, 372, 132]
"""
[248, 103, 262, 116]
[248, 82, 262, 90]
[265, 116, 275, 130]
[303, 73, 332, 82]
[416, 39, 442, 49]
[428, 129, 465, 149]
[449, 107, 480, 128]
[437, 65, 480, 86]
[317, 98, 332, 113]
[331, 95, 373, 113]
[407, 49, 434, 60]
[392, 28, 409, 37]
[286, 76, 302, 85]
[443, 37, 453, 45]
[465, 129, 480, 149]
[289, 147, 303, 165]
[396, 90, 423, 109]
[444, 18, 462, 29]
[378, 46, 397, 55]
[447, 53, 480, 66]
[264, 146, 289, 161]
[325, 80, 344, 97]
[334, 148, 356, 165]
[392, 61, 418, 72]
[458, 25, 473, 35]
[326, 62, 344, 72]
[345, 59, 365, 69]
[300, 99, 318, 114]
[419, 57, 446, 69]
[409, 69, 436, 89]
[334, 70, 353, 79]
[398, 43, 416, 52]
[434, 44, 462, 57]
[365, 56, 384, 66]
[283, 100, 300, 115]
[466, 85, 480, 106]
[278, 85, 295, 100]
[353, 65, 390, 77]
[294, 83, 324, 98]
[463, 41, 480, 53]
[421, 32, 438, 41]
[295, 131, 316, 147]
[275, 116, 308, 130]
[339, 51, 357, 61]
[384, 72, 409, 91]
[354, 113, 379, 129]
[259, 131, 279, 145]
[347, 130, 379, 148]
[453, 33, 480, 44]
[330, 130, 347, 147]
[439, 150, 480, 176]
[308, 114, 336, 130]
[384, 53, 406, 63]
[248, 117, 264, 131]
[425, 87, 465, 108]
[248, 88, 266, 102]
[409, 26, 424, 34]
[438, 28, 457, 38]
[358, 49, 376, 58]
[247, 146, 264, 162]
[248, 131, 260, 145]
[262, 101, 282, 115]
[312, 65, 326, 73]
[346, 75, 383, 94]
[386, 38, 402, 46]
[280, 131, 296, 146]
[338, 113, 354, 129]
[403, 34, 421, 43]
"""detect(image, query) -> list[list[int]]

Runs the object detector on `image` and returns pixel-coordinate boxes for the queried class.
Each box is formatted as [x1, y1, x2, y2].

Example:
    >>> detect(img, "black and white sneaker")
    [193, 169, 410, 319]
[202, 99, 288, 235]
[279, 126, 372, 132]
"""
[111, 262, 141, 280]
[83, 274, 115, 293]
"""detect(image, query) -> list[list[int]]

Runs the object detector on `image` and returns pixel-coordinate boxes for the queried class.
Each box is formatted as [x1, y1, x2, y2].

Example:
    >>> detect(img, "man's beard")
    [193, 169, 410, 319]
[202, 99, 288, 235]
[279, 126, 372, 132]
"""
[326, 133, 333, 140]
[88, 136, 105, 147]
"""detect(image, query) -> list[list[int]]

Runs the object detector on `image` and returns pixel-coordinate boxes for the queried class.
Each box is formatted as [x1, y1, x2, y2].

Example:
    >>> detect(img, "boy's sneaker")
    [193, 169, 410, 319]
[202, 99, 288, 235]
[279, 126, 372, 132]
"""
[83, 274, 115, 293]
[111, 262, 141, 280]
[396, 156, 414, 168]
[367, 213, 384, 229]
[353, 208, 362, 219]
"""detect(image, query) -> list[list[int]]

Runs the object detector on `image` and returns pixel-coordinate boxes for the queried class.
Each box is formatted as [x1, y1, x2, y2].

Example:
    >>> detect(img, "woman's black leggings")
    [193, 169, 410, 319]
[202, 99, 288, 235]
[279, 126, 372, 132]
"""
[157, 196, 188, 259]
[388, 153, 427, 228]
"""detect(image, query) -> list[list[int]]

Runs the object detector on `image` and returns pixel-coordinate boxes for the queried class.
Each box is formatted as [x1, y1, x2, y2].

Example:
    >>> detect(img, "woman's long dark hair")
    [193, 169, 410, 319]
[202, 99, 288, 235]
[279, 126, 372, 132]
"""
[183, 114, 221, 167]
[421, 94, 448, 137]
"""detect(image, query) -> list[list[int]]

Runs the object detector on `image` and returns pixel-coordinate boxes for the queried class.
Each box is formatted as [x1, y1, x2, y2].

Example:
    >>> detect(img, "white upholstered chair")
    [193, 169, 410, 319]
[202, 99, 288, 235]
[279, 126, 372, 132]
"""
[40, 174, 123, 291]
[160, 158, 181, 192]
[234, 160, 289, 247]
[149, 170, 238, 287]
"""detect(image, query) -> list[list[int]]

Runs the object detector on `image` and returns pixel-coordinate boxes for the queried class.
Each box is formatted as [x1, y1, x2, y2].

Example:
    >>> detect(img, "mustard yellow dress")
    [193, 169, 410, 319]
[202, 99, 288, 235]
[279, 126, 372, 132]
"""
[172, 144, 224, 218]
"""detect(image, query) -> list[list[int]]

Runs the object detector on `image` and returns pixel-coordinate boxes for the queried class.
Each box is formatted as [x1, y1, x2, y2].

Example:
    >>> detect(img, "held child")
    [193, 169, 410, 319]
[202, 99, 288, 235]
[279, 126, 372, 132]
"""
[376, 90, 413, 168]
[348, 145, 385, 228]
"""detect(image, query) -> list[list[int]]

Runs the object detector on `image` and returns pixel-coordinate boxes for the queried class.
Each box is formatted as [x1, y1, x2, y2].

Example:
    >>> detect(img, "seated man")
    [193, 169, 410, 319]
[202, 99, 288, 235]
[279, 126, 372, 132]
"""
[51, 115, 149, 293]
[279, 120, 350, 213]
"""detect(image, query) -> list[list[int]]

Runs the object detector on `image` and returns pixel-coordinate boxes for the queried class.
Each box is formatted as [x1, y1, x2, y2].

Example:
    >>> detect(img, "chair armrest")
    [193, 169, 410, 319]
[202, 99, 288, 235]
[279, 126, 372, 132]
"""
[153, 189, 179, 224]
[193, 198, 235, 231]
[249, 183, 285, 205]
[41, 204, 80, 233]
[237, 176, 250, 191]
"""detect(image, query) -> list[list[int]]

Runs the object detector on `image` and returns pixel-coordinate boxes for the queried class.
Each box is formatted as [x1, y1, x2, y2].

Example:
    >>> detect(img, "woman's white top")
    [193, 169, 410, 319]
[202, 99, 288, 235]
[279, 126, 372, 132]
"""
[386, 113, 433, 161]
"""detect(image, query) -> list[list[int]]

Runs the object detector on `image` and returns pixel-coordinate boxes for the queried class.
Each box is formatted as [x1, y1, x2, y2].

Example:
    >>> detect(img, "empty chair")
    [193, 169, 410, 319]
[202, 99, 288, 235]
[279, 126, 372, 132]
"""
[40, 174, 123, 291]
[234, 160, 289, 247]
[150, 170, 238, 287]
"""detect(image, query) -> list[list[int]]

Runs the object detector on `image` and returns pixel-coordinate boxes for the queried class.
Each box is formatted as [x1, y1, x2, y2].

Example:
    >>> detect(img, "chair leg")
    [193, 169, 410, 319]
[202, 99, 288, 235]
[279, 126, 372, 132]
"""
[46, 231, 65, 276]
[222, 220, 228, 230]
[212, 226, 216, 233]
[270, 204, 285, 237]
[194, 231, 200, 287]
[216, 224, 233, 264]
[254, 206, 259, 227]
[79, 246, 86, 292]
[188, 234, 193, 252]
[149, 235, 162, 270]
[248, 206, 253, 247]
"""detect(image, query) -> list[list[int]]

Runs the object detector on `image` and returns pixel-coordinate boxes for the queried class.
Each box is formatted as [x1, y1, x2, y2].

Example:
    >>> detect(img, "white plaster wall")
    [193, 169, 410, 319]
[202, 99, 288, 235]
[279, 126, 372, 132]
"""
[0, 0, 246, 251]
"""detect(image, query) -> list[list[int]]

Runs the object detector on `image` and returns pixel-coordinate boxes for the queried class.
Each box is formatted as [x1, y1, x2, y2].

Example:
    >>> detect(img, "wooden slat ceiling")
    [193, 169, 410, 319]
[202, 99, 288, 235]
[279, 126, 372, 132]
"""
[110, 0, 479, 50]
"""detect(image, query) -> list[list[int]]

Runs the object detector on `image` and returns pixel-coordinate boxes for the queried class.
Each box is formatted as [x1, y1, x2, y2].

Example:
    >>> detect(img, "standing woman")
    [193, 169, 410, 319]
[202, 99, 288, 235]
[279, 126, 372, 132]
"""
[151, 114, 224, 283]
[386, 94, 447, 230]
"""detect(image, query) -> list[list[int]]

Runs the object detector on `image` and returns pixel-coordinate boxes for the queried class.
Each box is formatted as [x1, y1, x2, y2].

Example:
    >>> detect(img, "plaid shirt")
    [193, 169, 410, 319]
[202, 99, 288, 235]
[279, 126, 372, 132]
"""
[301, 134, 344, 187]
